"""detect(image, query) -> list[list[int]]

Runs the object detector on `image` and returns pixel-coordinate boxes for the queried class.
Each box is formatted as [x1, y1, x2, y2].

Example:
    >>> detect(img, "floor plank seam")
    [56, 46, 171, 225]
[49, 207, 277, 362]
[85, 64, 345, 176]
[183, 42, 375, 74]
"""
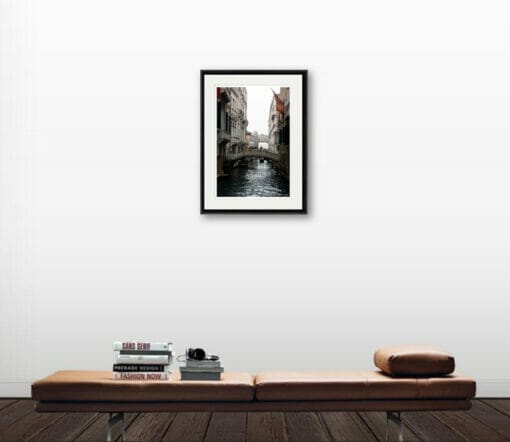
[70, 413, 102, 441]
[316, 412, 334, 442]
[157, 412, 177, 442]
[280, 412, 290, 442]
[119, 412, 140, 441]
[2, 401, 34, 429]
[429, 412, 472, 442]
[244, 411, 248, 442]
[0, 402, 39, 435]
[355, 412, 379, 442]
[464, 405, 510, 440]
[0, 400, 17, 413]
[202, 411, 215, 441]
[25, 411, 68, 442]
[479, 399, 510, 418]
[401, 413, 444, 442]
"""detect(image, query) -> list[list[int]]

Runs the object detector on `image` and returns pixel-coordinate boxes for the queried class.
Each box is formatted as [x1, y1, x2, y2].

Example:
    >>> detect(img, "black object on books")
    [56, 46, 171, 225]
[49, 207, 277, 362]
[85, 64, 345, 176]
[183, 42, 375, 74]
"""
[187, 348, 219, 361]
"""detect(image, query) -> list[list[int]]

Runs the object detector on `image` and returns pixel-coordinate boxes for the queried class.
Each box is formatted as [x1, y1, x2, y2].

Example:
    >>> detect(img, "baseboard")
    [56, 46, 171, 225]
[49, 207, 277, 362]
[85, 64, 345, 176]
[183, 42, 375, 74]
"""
[476, 380, 510, 397]
[2, 380, 510, 399]
[0, 383, 31, 397]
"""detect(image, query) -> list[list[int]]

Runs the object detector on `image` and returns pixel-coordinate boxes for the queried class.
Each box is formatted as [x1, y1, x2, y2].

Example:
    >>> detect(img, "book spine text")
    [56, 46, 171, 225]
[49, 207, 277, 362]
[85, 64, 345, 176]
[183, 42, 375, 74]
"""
[113, 341, 171, 352]
[113, 372, 168, 380]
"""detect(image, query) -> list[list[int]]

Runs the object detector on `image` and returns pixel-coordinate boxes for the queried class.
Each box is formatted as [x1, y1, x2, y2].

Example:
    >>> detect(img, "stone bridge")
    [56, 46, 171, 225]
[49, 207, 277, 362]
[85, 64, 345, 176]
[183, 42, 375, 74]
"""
[225, 148, 280, 162]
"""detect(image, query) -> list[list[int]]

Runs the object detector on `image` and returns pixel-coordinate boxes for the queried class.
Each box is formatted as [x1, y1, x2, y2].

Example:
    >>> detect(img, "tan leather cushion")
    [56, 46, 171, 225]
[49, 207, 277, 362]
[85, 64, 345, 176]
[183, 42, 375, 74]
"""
[32, 371, 254, 402]
[255, 370, 475, 401]
[374, 345, 455, 376]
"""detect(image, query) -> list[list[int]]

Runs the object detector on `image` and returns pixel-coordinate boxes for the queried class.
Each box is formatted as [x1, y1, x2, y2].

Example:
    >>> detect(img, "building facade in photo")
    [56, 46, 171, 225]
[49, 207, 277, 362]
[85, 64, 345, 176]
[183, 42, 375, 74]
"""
[267, 88, 290, 178]
[268, 93, 280, 154]
[228, 87, 248, 157]
[278, 87, 290, 178]
[216, 87, 248, 175]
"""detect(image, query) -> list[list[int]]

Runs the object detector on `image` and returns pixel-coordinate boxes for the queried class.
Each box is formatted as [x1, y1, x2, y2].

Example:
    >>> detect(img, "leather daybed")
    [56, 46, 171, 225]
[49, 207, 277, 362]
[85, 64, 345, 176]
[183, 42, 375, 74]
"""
[31, 345, 476, 442]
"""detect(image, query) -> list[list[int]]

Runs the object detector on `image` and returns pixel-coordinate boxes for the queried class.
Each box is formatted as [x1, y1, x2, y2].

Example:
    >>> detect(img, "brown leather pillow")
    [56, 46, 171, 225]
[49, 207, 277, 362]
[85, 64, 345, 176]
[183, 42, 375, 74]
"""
[374, 345, 455, 377]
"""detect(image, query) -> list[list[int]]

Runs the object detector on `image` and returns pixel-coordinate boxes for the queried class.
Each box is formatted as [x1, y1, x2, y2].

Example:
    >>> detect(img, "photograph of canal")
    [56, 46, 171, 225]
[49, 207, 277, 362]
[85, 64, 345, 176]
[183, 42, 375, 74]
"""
[216, 86, 290, 197]
[201, 70, 307, 213]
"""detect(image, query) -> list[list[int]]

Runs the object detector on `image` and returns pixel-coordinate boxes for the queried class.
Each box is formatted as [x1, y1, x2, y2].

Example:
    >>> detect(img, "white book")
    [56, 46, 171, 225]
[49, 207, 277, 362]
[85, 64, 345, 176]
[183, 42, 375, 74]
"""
[113, 341, 172, 352]
[113, 372, 169, 380]
[116, 354, 170, 365]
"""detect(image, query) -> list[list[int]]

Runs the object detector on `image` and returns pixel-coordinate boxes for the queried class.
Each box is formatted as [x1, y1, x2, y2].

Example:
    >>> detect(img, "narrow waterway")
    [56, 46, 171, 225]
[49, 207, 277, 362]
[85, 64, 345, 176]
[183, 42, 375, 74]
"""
[217, 160, 289, 197]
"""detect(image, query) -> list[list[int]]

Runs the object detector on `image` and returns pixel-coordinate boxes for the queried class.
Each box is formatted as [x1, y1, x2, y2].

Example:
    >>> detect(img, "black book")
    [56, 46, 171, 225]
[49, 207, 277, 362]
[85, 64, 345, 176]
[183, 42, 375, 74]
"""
[113, 364, 168, 372]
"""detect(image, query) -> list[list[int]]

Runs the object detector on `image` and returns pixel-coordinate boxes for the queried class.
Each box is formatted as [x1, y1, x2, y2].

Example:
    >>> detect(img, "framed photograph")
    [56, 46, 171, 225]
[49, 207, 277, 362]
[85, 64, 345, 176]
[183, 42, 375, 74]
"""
[201, 70, 307, 213]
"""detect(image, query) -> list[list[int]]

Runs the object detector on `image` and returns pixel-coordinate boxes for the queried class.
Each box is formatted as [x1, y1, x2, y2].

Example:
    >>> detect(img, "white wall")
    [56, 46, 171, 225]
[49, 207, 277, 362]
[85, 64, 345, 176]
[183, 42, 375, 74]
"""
[1, 0, 510, 397]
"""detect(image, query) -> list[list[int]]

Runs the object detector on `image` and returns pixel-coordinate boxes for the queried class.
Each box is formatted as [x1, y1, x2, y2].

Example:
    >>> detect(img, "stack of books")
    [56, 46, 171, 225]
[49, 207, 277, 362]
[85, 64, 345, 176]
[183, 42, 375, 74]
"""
[113, 341, 172, 380]
[180, 358, 224, 381]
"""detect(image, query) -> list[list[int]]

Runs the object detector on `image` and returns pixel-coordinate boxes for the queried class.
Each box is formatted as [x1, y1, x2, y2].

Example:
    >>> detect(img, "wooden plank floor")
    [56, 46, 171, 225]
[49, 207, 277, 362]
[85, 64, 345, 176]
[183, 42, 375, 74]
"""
[0, 399, 509, 441]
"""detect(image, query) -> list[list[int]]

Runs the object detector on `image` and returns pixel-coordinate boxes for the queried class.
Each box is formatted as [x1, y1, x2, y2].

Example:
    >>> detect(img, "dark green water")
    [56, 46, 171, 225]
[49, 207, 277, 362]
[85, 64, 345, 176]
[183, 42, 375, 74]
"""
[217, 160, 289, 197]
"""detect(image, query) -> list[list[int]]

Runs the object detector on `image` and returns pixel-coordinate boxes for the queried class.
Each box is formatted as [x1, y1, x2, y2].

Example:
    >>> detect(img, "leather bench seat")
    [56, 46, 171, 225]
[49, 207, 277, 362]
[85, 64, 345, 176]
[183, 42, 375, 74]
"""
[32, 370, 476, 404]
[255, 370, 476, 401]
[32, 371, 255, 402]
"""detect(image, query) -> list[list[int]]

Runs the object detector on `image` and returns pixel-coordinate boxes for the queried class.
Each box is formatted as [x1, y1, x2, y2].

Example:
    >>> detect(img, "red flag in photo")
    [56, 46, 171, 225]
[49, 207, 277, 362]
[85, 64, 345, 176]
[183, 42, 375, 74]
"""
[217, 87, 220, 100]
[272, 89, 285, 114]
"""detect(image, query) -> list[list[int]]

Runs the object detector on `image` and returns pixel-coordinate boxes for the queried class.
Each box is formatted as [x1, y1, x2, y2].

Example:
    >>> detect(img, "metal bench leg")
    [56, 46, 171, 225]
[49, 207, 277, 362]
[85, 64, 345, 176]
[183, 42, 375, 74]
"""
[386, 411, 404, 442]
[107, 412, 125, 442]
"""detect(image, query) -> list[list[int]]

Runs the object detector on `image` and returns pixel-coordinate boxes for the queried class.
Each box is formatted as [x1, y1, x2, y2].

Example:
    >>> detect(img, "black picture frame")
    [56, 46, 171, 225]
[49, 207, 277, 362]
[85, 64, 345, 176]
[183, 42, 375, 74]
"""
[200, 70, 307, 214]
